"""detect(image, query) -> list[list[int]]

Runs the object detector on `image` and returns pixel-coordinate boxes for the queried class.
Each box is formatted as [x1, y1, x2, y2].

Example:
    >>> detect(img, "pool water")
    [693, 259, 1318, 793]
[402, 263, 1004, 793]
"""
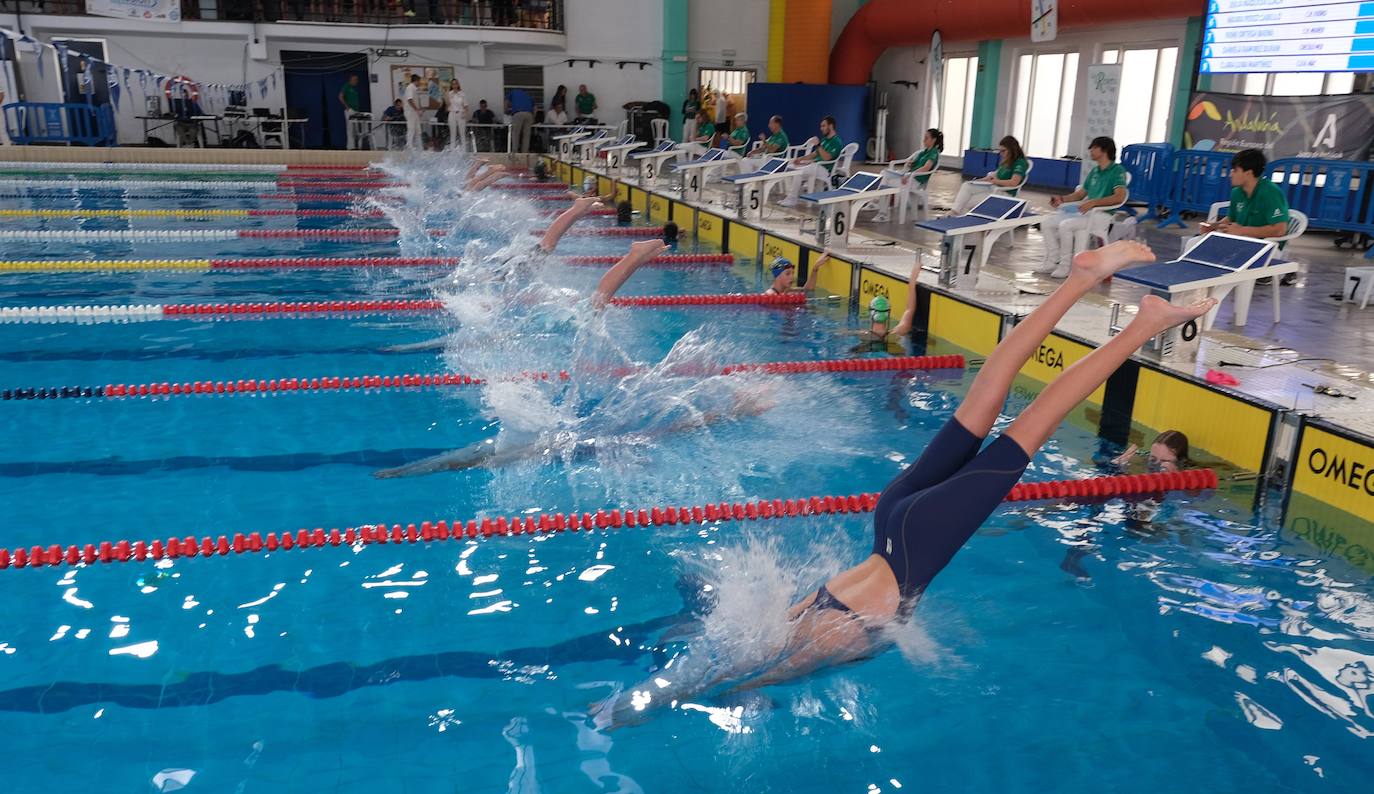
[0, 158, 1371, 793]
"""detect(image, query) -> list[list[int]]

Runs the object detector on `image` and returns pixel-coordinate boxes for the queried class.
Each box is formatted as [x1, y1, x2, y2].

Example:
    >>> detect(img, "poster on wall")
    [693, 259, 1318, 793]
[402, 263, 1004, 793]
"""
[85, 0, 180, 23]
[390, 64, 454, 110]
[1083, 64, 1121, 161]
[1185, 92, 1374, 161]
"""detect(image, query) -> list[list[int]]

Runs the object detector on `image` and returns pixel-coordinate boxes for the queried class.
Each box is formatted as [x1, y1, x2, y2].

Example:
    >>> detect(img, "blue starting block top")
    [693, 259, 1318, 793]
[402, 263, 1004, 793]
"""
[801, 172, 882, 202]
[724, 158, 789, 182]
[1116, 233, 1277, 291]
[674, 148, 727, 169]
[632, 140, 677, 157]
[916, 195, 1027, 234]
[598, 134, 638, 150]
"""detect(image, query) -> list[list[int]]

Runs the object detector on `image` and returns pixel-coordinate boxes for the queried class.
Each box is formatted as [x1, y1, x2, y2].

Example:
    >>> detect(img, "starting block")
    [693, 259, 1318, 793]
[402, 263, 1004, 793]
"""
[800, 172, 896, 248]
[1115, 232, 1296, 362]
[673, 148, 731, 202]
[914, 196, 1040, 289]
[631, 140, 679, 185]
[552, 126, 590, 161]
[596, 135, 643, 172]
[571, 130, 613, 165]
[723, 158, 791, 221]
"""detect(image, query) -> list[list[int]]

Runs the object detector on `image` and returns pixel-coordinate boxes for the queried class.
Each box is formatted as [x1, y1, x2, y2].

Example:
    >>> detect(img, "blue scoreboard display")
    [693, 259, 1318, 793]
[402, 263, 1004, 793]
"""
[1200, 0, 1374, 74]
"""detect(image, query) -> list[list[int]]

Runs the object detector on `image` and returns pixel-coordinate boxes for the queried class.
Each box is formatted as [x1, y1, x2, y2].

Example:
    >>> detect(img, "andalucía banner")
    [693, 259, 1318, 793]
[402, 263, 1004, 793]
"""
[85, 0, 181, 23]
[1184, 91, 1374, 161]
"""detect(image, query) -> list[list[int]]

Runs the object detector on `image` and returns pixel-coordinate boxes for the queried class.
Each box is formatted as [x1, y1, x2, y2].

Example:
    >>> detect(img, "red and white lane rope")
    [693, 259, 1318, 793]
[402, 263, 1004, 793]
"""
[0, 470, 1221, 570]
[0, 223, 660, 243]
[0, 252, 730, 274]
[0, 356, 965, 402]
[0, 292, 804, 323]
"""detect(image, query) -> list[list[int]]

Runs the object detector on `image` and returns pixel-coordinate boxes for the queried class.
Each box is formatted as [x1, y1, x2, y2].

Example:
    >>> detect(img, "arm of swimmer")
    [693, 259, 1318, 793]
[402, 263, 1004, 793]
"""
[380, 337, 449, 353]
[801, 253, 829, 292]
[538, 196, 599, 252]
[373, 439, 499, 478]
[890, 259, 920, 336]
[592, 239, 669, 307]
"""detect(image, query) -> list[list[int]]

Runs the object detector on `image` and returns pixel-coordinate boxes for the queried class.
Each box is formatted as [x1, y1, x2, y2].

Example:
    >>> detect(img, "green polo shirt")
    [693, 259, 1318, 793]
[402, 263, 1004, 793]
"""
[1082, 161, 1127, 201]
[908, 146, 940, 185]
[575, 92, 596, 115]
[817, 134, 843, 170]
[1228, 178, 1289, 231]
[995, 157, 1029, 192]
[341, 82, 359, 111]
[727, 126, 750, 151]
[765, 129, 789, 152]
[696, 121, 715, 140]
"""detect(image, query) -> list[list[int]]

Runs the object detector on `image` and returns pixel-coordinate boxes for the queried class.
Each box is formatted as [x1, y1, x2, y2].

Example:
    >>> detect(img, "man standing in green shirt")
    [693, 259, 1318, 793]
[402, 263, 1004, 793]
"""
[1037, 135, 1129, 278]
[338, 74, 361, 150]
[781, 115, 844, 206]
[574, 84, 597, 121]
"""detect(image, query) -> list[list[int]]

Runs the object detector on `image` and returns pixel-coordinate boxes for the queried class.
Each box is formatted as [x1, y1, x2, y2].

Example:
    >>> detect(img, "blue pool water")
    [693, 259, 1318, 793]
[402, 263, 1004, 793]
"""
[0, 158, 1371, 793]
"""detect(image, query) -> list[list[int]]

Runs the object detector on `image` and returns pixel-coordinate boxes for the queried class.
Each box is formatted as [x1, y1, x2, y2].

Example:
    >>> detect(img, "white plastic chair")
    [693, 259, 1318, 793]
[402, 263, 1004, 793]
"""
[783, 136, 818, 160]
[883, 149, 934, 222]
[991, 158, 1033, 197]
[830, 142, 860, 183]
[650, 118, 669, 145]
[1086, 171, 1134, 249]
[1207, 201, 1309, 246]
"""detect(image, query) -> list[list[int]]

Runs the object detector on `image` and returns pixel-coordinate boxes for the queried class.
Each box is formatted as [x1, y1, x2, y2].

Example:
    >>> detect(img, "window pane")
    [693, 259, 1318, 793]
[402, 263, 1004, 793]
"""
[1113, 49, 1157, 148]
[1271, 72, 1323, 96]
[942, 57, 970, 151]
[1103, 49, 1119, 65]
[1055, 52, 1079, 157]
[1241, 73, 1267, 95]
[1013, 54, 1033, 146]
[1149, 48, 1178, 143]
[1026, 53, 1064, 157]
[962, 57, 979, 152]
[1325, 72, 1356, 94]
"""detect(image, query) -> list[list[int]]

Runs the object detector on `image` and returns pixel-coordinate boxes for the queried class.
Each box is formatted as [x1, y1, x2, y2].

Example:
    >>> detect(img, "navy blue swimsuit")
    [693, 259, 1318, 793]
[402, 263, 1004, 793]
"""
[812, 417, 1031, 616]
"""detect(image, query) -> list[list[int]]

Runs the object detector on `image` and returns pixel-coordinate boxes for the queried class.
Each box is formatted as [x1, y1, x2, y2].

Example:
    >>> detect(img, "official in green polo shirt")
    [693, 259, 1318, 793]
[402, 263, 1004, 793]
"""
[574, 84, 597, 119]
[781, 115, 844, 206]
[737, 114, 790, 172]
[338, 74, 361, 150]
[953, 134, 1029, 213]
[724, 112, 751, 154]
[1037, 136, 1129, 278]
[875, 128, 944, 222]
[1195, 147, 1293, 283]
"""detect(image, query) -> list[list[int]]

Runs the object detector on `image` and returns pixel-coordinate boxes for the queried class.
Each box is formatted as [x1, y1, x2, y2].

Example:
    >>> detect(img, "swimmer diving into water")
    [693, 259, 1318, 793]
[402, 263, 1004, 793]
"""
[593, 240, 1217, 727]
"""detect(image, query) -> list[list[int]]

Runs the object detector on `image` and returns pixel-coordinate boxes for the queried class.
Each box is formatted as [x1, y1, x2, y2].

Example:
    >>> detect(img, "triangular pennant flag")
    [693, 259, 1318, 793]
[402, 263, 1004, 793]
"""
[271, 73, 277, 88]
[55, 43, 67, 73]
[122, 67, 130, 92]
[109, 77, 121, 111]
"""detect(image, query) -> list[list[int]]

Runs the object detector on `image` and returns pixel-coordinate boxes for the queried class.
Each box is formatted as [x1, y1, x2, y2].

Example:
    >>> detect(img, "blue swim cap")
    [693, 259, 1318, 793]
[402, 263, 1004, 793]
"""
[770, 256, 794, 277]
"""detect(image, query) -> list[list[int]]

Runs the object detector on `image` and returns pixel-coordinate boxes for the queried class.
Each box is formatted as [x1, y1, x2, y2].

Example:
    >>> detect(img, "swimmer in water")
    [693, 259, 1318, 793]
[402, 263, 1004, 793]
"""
[375, 382, 777, 478]
[764, 253, 828, 295]
[594, 240, 1217, 727]
[568, 174, 615, 204]
[849, 259, 919, 352]
[466, 158, 525, 192]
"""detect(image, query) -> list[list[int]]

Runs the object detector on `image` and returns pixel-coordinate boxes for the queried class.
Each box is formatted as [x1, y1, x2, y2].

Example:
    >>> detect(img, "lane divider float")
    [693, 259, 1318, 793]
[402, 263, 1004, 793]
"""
[0, 470, 1221, 571]
[0, 178, 278, 192]
[0, 252, 729, 273]
[0, 355, 966, 401]
[0, 208, 381, 218]
[0, 161, 291, 174]
[0, 292, 802, 323]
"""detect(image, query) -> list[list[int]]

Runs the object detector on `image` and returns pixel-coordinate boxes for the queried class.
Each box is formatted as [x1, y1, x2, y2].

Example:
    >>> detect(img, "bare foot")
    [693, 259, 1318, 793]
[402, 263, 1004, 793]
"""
[571, 196, 600, 215]
[629, 239, 668, 259]
[1070, 240, 1155, 283]
[1132, 294, 1217, 333]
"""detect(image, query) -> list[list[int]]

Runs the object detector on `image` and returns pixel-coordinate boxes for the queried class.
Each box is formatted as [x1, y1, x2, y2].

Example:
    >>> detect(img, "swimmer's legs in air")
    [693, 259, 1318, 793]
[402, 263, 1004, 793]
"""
[537, 196, 602, 252]
[591, 240, 669, 308]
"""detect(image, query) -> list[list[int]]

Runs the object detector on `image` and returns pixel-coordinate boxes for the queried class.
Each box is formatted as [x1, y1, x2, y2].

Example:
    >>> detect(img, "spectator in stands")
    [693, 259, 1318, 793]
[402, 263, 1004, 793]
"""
[473, 99, 496, 124]
[1197, 148, 1294, 284]
[445, 78, 468, 151]
[1037, 135, 1129, 278]
[506, 87, 535, 152]
[952, 135, 1027, 214]
[574, 84, 597, 122]
[338, 74, 362, 150]
[723, 112, 750, 155]
[779, 116, 843, 207]
[550, 84, 568, 114]
[874, 127, 942, 222]
[403, 74, 424, 150]
[682, 88, 701, 142]
[546, 100, 569, 126]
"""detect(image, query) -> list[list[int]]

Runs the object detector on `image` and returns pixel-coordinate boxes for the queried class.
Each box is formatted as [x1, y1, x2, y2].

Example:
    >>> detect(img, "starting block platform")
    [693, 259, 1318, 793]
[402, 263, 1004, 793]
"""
[673, 148, 733, 202]
[571, 130, 613, 165]
[1116, 232, 1298, 362]
[723, 158, 791, 221]
[800, 172, 897, 249]
[552, 127, 591, 160]
[631, 140, 679, 185]
[596, 135, 643, 171]
[915, 195, 1041, 289]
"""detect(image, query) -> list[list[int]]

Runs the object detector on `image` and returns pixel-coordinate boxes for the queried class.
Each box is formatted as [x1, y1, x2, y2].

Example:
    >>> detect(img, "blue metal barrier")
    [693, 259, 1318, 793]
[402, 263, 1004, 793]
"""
[3, 102, 117, 147]
[1158, 148, 1234, 228]
[1120, 143, 1174, 221]
[1267, 158, 1374, 257]
[961, 149, 1079, 189]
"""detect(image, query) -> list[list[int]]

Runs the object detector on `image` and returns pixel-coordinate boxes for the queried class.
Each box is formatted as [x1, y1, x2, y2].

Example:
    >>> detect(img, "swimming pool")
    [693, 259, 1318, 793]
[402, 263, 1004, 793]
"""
[0, 156, 1370, 793]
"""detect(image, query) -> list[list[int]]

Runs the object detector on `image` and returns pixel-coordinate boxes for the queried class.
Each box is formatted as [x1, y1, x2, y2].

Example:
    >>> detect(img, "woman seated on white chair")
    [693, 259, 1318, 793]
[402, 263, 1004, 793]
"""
[874, 128, 943, 222]
[1036, 135, 1128, 279]
[952, 135, 1028, 214]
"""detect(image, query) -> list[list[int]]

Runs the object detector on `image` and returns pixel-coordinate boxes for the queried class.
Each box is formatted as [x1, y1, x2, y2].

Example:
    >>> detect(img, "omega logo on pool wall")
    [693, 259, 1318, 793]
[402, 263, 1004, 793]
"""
[1308, 447, 1374, 496]
[1033, 344, 1065, 370]
[861, 280, 889, 299]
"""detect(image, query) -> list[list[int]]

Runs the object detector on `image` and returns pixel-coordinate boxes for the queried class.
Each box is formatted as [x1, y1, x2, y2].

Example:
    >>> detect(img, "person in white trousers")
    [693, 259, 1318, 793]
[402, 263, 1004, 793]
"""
[445, 78, 468, 151]
[1037, 136, 1129, 279]
[338, 74, 361, 150]
[403, 74, 424, 150]
[780, 116, 843, 207]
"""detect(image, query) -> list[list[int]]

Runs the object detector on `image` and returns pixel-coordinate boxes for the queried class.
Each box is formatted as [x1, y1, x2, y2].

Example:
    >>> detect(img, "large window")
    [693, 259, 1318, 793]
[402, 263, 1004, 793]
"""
[1011, 51, 1079, 158]
[697, 68, 756, 98]
[929, 55, 979, 155]
[1242, 72, 1356, 96]
[1101, 46, 1178, 146]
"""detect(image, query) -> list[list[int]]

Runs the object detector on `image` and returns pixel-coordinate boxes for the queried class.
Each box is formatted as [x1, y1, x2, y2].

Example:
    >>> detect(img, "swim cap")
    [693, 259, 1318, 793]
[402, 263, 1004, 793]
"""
[770, 256, 794, 277]
[582, 175, 596, 193]
[869, 295, 891, 324]
[663, 222, 679, 246]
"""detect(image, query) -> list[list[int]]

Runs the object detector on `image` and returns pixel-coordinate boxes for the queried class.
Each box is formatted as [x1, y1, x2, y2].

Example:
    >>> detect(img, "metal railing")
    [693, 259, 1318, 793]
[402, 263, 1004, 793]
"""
[0, 0, 564, 30]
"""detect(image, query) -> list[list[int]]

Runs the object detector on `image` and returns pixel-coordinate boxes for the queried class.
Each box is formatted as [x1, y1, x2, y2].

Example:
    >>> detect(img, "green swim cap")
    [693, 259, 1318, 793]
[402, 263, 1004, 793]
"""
[869, 295, 891, 324]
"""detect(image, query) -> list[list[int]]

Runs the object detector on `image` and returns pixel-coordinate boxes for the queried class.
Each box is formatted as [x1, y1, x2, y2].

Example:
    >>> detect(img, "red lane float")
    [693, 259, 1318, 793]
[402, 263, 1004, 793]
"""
[245, 209, 383, 218]
[531, 226, 665, 237]
[83, 356, 963, 401]
[562, 253, 734, 266]
[275, 181, 393, 189]
[609, 293, 805, 307]
[0, 470, 1220, 571]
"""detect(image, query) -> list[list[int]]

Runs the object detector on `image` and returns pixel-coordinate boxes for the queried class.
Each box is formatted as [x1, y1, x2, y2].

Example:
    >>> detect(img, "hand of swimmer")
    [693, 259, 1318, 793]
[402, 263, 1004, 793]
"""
[629, 239, 669, 259]
[571, 196, 601, 215]
[1111, 444, 1139, 467]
